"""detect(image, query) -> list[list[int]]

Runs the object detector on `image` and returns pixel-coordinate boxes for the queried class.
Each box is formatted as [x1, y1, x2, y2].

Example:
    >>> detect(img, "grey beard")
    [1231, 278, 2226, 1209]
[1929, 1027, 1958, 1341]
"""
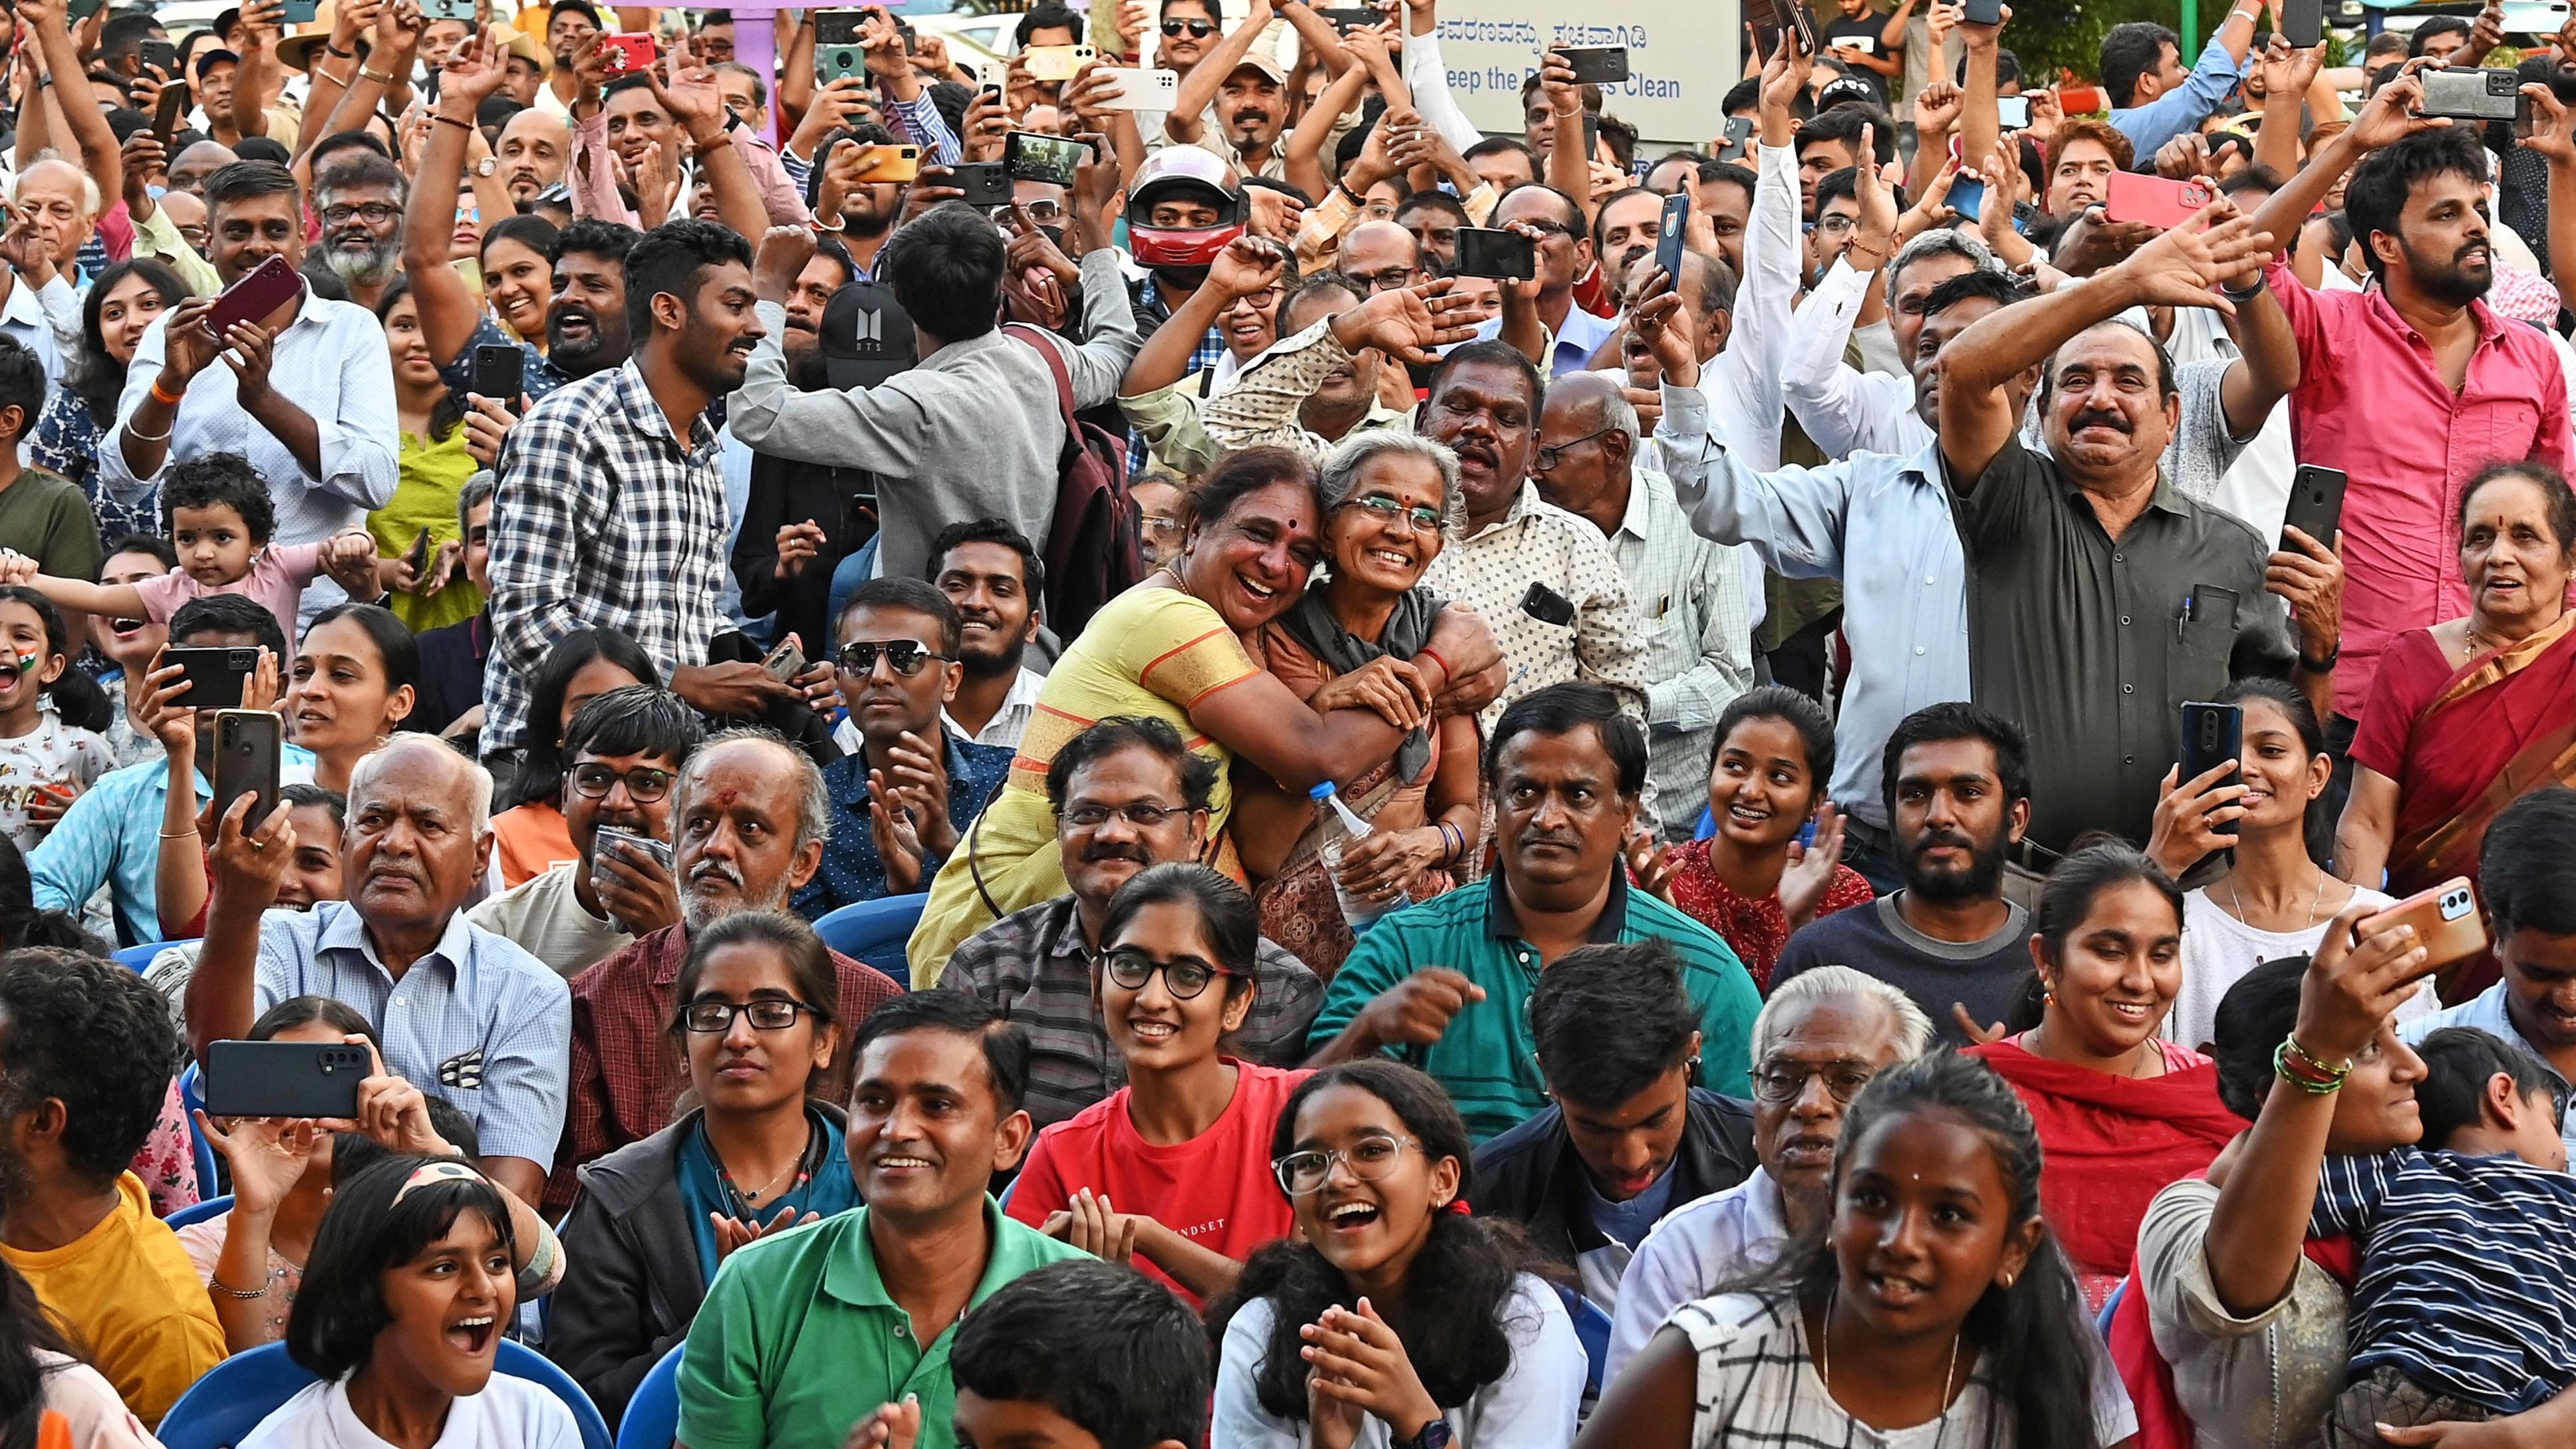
[325, 237, 401, 288]
[680, 873, 795, 932]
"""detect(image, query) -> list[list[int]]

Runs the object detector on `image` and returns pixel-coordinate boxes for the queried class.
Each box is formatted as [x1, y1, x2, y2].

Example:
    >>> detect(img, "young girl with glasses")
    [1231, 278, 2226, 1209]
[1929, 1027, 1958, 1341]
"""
[1209, 1059, 1584, 1449]
[545, 910, 857, 1422]
[1006, 862, 1308, 1306]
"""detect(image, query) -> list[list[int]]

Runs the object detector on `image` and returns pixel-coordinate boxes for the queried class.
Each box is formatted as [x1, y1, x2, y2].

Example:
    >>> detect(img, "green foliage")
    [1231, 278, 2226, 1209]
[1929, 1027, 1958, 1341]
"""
[1999, 0, 2188, 87]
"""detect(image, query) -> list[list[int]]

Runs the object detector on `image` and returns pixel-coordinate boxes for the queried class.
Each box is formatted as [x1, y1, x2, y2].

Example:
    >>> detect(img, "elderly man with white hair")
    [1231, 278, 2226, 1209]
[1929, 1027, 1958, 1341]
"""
[186, 732, 573, 1206]
[1604, 965, 1932, 1382]
[0, 158, 96, 384]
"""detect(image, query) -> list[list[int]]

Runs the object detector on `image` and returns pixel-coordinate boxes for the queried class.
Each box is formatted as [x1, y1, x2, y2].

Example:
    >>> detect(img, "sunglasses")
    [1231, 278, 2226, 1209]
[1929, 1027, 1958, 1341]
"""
[1161, 18, 1216, 36]
[835, 640, 955, 676]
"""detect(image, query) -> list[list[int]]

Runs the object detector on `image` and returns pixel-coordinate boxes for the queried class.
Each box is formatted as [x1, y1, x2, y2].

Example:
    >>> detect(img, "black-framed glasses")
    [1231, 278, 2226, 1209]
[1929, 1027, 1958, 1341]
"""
[680, 998, 819, 1033]
[1063, 801, 1191, 830]
[320, 202, 402, 227]
[1749, 1059, 1878, 1106]
[1352, 264, 1421, 292]
[1097, 947, 1237, 999]
[835, 640, 954, 676]
[1534, 426, 1616, 472]
[571, 763, 675, 802]
[1160, 17, 1215, 35]
[1272, 1134, 1418, 1195]
[1337, 493, 1444, 533]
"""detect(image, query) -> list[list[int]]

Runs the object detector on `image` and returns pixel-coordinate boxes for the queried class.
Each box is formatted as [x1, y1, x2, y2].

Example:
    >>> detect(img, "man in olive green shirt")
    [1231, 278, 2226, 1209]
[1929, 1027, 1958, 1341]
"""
[677, 993, 1087, 1449]
[1308, 682, 1761, 1142]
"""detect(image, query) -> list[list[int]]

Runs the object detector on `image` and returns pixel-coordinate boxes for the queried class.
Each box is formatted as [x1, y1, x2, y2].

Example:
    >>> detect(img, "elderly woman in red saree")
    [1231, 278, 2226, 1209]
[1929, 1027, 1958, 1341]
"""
[2337, 461, 2576, 1003]
[1966, 843, 2245, 1309]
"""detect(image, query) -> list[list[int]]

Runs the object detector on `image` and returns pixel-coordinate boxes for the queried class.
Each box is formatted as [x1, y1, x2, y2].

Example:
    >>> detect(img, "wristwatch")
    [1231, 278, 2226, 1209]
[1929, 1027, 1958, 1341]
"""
[473, 157, 498, 177]
[1391, 1421, 1453, 1449]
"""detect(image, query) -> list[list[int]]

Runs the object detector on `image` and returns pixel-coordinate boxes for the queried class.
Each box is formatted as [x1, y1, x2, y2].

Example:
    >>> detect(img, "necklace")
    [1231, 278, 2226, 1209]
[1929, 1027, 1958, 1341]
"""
[713, 1117, 819, 1216]
[1816, 1285, 1962, 1446]
[2225, 867, 2329, 931]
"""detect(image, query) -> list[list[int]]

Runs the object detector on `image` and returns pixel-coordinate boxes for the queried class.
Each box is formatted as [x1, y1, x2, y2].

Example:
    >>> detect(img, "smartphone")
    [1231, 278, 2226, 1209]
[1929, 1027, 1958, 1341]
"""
[204, 1040, 370, 1120]
[2503, 2, 2574, 33]
[814, 8, 866, 44]
[816, 34, 868, 79]
[138, 37, 177, 76]
[469, 342, 525, 402]
[2104, 171, 2214, 229]
[2361, 877, 2490, 970]
[212, 708, 283, 837]
[421, 0, 477, 19]
[948, 160, 1012, 207]
[1745, 0, 1816, 54]
[2420, 67, 2523, 122]
[851, 143, 921, 182]
[208, 253, 304, 334]
[2279, 0, 2323, 47]
[1318, 6, 1380, 31]
[67, 0, 105, 17]
[592, 825, 676, 875]
[1945, 174, 1986, 221]
[762, 637, 807, 681]
[1580, 111, 1602, 164]
[403, 527, 433, 577]
[1095, 66, 1179, 110]
[1005, 130, 1090, 186]
[1024, 43, 1094, 82]
[1520, 580, 1576, 627]
[1555, 46, 1629, 86]
[599, 31, 658, 76]
[2280, 465, 2347, 555]
[1995, 94, 2032, 129]
[166, 646, 259, 710]
[2177, 702, 2243, 839]
[1961, 0, 2000, 23]
[151, 81, 190, 144]
[1453, 226, 1536, 280]
[1714, 115, 1755, 162]
[1653, 191, 1689, 289]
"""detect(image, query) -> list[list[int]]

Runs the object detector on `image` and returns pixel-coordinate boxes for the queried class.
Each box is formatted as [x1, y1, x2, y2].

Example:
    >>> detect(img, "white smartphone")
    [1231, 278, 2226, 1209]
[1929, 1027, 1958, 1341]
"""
[1095, 66, 1180, 110]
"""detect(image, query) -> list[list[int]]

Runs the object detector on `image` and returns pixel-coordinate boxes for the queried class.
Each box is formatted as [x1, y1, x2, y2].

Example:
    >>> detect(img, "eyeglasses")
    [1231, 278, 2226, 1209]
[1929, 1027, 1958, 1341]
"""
[1160, 18, 1216, 35]
[1020, 198, 1065, 222]
[1512, 218, 1572, 237]
[680, 998, 819, 1033]
[1063, 800, 1191, 830]
[1141, 513, 1184, 538]
[1749, 1059, 1878, 1106]
[1097, 948, 1236, 999]
[1272, 1134, 1419, 1195]
[1812, 214, 1859, 237]
[1338, 493, 1443, 533]
[571, 763, 675, 802]
[320, 202, 402, 227]
[1534, 426, 1617, 471]
[835, 640, 954, 676]
[1353, 265, 1420, 291]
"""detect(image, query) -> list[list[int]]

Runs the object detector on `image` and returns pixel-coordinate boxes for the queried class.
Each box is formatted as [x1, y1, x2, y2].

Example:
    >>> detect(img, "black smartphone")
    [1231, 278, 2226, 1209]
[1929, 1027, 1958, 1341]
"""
[403, 527, 433, 577]
[1004, 131, 1090, 186]
[1556, 46, 1628, 86]
[138, 37, 176, 76]
[2280, 465, 2347, 555]
[2279, 0, 2323, 47]
[1453, 227, 1536, 280]
[1580, 110, 1601, 164]
[1654, 190, 1689, 288]
[2178, 702, 2245, 838]
[204, 1040, 370, 1120]
[813, 7, 865, 44]
[469, 342, 525, 402]
[1715, 116, 1755, 162]
[1520, 580, 1576, 628]
[952, 160, 1012, 207]
[212, 708, 282, 835]
[152, 82, 190, 143]
[1317, 6, 1379, 32]
[1961, 0, 2001, 24]
[166, 645, 259, 710]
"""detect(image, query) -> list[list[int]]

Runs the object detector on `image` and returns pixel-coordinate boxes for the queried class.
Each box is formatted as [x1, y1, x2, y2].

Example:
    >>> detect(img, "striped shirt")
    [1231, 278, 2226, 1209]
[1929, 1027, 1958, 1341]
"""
[939, 894, 1321, 1128]
[1600, 467, 1754, 838]
[2312, 1143, 2576, 1413]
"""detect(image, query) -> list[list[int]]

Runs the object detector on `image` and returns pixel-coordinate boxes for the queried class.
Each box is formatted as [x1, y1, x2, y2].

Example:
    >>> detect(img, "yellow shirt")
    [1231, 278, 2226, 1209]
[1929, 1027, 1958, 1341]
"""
[0, 1173, 225, 1429]
[368, 426, 486, 634]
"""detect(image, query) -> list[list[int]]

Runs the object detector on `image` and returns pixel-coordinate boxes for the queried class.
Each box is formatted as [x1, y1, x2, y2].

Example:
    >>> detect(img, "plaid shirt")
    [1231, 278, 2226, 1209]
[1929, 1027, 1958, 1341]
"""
[1603, 469, 1753, 839]
[482, 360, 730, 753]
[1127, 274, 1227, 475]
[939, 894, 1322, 1128]
[551, 922, 901, 1214]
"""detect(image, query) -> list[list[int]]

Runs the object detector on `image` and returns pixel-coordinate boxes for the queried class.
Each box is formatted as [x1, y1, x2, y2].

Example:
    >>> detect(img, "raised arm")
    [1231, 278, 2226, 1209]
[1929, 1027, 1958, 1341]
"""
[1954, 3, 2003, 190]
[2523, 85, 2576, 317]
[654, 37, 772, 247]
[1125, 238, 1281, 396]
[2250, 35, 2324, 182]
[1285, 38, 1377, 212]
[311, 0, 424, 164]
[408, 26, 515, 368]
[2247, 68, 2440, 288]
[231, 0, 290, 140]
[21, 0, 122, 216]
[1538, 49, 1591, 219]
[1168, 0, 1276, 145]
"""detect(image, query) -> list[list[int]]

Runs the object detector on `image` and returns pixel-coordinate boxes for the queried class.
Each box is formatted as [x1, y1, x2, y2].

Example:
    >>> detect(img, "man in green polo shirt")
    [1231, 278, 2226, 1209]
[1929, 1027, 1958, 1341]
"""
[676, 991, 1087, 1449]
[1308, 682, 1761, 1142]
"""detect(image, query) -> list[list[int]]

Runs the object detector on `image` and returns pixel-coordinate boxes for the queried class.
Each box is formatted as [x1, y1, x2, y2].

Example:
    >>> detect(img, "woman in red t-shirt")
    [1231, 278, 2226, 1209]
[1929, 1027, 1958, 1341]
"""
[1006, 862, 1311, 1305]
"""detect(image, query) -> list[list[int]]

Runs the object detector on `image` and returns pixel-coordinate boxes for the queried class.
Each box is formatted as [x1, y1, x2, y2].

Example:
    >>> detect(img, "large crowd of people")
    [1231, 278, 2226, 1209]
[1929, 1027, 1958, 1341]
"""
[7, 0, 2576, 1442]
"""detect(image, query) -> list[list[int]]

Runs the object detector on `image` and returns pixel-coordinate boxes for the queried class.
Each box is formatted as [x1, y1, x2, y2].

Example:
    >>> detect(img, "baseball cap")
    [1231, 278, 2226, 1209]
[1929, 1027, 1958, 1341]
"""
[1228, 52, 1286, 84]
[194, 47, 239, 78]
[822, 279, 917, 390]
[1815, 74, 1876, 114]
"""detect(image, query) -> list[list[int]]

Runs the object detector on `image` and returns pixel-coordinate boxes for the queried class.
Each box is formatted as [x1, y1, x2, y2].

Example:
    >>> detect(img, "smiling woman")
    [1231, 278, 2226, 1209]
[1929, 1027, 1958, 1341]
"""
[240, 1154, 581, 1449]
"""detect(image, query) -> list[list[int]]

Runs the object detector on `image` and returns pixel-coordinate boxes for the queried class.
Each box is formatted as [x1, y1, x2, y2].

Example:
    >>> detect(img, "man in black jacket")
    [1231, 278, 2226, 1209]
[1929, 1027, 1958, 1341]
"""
[1471, 940, 1757, 1311]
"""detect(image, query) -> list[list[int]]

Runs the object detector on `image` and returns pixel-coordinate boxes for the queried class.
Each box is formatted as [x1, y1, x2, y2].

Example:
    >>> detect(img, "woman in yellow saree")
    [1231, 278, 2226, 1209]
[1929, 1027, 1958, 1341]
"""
[909, 447, 1503, 982]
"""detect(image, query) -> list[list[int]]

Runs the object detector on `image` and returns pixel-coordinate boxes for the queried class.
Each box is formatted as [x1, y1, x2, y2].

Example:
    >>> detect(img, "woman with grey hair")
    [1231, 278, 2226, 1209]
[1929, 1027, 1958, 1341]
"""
[1236, 430, 1484, 973]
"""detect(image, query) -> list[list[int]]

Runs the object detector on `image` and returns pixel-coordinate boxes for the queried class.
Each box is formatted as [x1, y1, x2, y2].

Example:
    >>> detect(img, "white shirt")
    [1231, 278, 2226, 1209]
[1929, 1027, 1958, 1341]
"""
[1606, 1167, 1791, 1385]
[96, 291, 399, 620]
[1213, 1275, 1584, 1449]
[34, 1351, 158, 1449]
[463, 859, 633, 980]
[833, 664, 1049, 755]
[2170, 884, 2411, 1053]
[239, 1374, 580, 1449]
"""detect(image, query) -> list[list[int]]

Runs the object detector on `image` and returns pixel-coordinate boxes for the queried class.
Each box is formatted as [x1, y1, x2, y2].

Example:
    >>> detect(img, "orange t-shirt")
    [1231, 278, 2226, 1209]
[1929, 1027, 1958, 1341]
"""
[491, 802, 577, 888]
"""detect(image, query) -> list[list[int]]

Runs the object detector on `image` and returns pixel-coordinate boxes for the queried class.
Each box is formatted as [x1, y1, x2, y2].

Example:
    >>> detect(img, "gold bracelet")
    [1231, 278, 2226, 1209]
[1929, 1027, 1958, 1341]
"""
[158, 825, 200, 839]
[359, 66, 395, 85]
[317, 66, 355, 88]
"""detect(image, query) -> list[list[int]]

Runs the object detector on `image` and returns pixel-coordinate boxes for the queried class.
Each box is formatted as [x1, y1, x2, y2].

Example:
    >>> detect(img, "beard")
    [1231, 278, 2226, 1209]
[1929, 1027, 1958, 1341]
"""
[1901, 819, 2010, 904]
[2404, 233, 2495, 309]
[323, 233, 401, 289]
[680, 858, 794, 932]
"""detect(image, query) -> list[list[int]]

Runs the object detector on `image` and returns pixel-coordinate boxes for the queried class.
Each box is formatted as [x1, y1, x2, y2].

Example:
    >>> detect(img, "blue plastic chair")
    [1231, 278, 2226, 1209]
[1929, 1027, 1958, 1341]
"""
[616, 1342, 686, 1449]
[164, 1193, 233, 1230]
[1552, 1284, 1614, 1397]
[812, 894, 927, 988]
[178, 1060, 218, 1199]
[160, 1341, 615, 1449]
[2096, 1277, 2128, 1339]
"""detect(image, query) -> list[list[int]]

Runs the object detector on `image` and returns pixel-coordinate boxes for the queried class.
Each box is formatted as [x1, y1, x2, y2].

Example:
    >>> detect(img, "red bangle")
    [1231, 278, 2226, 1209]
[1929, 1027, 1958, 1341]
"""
[1418, 646, 1451, 681]
[150, 378, 185, 407]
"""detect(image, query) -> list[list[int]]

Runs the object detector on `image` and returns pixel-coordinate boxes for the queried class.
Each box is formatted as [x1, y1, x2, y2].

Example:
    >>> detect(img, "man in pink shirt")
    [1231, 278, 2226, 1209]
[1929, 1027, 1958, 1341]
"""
[2250, 71, 2573, 725]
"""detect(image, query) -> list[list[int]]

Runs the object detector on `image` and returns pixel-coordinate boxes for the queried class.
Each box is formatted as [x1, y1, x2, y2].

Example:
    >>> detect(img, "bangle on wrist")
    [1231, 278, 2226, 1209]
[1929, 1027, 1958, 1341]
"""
[2218, 271, 2267, 302]
[326, 40, 355, 57]
[150, 376, 186, 406]
[1417, 644, 1451, 682]
[433, 111, 475, 131]
[359, 65, 394, 84]
[158, 825, 200, 839]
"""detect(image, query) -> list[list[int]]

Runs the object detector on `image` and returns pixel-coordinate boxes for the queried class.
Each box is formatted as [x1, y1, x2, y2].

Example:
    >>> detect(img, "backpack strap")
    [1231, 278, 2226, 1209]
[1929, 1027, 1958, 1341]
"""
[1002, 323, 1081, 440]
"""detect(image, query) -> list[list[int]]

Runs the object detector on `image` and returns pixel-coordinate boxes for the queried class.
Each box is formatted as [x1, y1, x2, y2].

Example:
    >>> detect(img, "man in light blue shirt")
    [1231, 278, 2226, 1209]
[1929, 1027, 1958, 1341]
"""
[29, 595, 313, 945]
[2101, 5, 2262, 159]
[184, 733, 570, 1206]
[2399, 787, 2576, 1165]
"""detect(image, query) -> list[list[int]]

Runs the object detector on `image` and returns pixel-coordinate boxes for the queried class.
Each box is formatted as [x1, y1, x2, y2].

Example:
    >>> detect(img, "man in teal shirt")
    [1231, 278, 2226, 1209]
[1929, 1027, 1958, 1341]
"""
[677, 993, 1087, 1449]
[1309, 682, 1761, 1141]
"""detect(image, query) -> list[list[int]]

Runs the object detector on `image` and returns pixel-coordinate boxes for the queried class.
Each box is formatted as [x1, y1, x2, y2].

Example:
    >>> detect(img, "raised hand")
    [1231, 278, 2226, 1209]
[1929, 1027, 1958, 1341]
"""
[1301, 1299, 1444, 1435]
[440, 23, 513, 110]
[1625, 827, 1677, 902]
[1328, 278, 1482, 365]
[2114, 202, 2275, 315]
[2525, 82, 2576, 166]
[1206, 233, 1289, 299]
[1778, 803, 1847, 928]
[2267, 525, 2344, 661]
[713, 1203, 817, 1263]
[2146, 759, 2251, 878]
[754, 223, 820, 305]
[194, 1113, 319, 1215]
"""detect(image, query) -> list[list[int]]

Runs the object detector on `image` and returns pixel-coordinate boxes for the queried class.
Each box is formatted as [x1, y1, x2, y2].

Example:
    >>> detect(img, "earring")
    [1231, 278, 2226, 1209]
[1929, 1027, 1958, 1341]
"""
[2001, 1271, 2015, 1289]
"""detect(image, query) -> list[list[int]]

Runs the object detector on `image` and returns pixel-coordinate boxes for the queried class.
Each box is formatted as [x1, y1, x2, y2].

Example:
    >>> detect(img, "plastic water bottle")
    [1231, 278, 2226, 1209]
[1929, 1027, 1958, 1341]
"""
[1311, 782, 1400, 934]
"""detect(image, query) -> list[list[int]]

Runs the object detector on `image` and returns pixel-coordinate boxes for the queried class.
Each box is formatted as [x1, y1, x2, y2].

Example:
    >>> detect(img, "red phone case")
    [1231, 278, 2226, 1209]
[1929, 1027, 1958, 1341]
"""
[601, 33, 657, 74]
[2104, 172, 2214, 230]
[207, 255, 304, 334]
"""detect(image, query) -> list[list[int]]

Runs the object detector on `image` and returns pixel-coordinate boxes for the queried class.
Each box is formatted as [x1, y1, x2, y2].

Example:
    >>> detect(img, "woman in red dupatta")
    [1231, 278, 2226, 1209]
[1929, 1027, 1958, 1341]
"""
[2337, 461, 2576, 1003]
[1966, 843, 2244, 1309]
